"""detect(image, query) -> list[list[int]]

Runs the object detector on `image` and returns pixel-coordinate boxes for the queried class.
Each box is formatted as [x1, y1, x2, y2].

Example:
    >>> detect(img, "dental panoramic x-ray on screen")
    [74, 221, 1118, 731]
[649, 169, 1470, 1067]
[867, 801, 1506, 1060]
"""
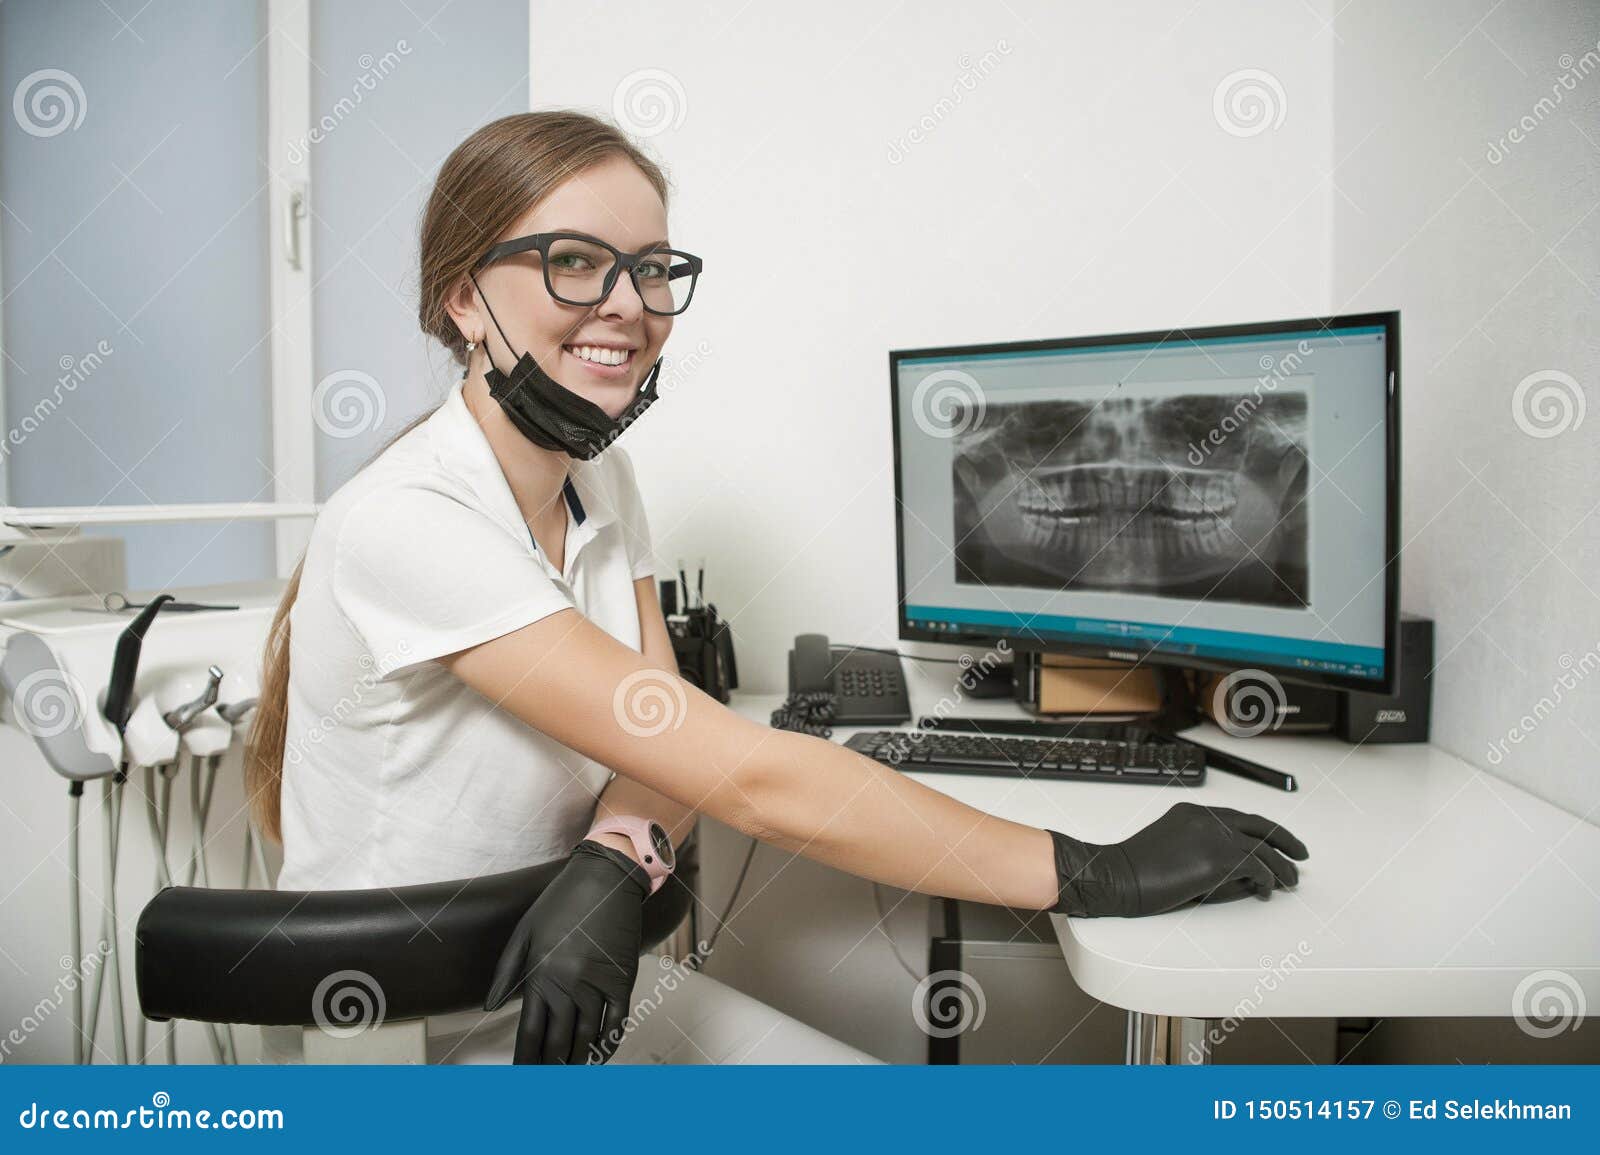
[951, 392, 1311, 607]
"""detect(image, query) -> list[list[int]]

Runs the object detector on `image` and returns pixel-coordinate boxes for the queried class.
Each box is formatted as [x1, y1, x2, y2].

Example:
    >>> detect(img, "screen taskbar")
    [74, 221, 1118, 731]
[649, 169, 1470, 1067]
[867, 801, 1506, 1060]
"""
[904, 604, 1387, 680]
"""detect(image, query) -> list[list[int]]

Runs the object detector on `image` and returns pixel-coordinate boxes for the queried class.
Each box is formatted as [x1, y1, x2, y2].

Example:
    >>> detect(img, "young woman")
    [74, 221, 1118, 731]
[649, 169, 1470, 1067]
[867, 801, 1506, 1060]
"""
[245, 110, 1308, 1066]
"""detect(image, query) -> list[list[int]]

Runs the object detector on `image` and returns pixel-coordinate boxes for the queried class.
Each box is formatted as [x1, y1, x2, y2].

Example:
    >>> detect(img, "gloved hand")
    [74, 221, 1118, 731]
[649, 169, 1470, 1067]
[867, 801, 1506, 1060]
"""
[484, 839, 649, 1064]
[1050, 802, 1309, 917]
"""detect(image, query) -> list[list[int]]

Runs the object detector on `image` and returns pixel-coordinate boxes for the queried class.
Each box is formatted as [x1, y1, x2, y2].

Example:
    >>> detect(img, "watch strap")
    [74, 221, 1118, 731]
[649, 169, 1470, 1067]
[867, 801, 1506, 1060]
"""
[586, 816, 672, 894]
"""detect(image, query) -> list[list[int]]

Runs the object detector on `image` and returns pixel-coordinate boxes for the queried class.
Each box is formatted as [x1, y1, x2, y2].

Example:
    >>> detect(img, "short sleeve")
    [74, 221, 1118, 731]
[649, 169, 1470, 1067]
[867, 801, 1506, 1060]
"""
[331, 484, 574, 678]
[609, 447, 658, 581]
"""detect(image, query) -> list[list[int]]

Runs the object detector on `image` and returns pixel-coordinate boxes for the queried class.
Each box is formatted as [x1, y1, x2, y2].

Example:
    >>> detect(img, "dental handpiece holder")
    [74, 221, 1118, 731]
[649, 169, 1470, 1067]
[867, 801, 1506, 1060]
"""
[0, 586, 285, 1064]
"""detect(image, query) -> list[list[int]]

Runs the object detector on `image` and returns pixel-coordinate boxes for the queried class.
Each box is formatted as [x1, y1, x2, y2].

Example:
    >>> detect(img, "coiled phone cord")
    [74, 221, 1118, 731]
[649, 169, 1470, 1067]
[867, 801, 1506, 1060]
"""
[769, 690, 837, 738]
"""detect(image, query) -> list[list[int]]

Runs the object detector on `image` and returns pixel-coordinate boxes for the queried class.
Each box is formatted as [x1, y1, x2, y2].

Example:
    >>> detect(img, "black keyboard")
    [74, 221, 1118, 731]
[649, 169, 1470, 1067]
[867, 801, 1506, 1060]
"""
[844, 728, 1205, 786]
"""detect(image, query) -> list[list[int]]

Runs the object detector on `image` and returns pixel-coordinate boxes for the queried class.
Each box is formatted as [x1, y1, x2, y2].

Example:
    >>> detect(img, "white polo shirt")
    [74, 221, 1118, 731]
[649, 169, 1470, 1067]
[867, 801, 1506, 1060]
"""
[276, 379, 657, 892]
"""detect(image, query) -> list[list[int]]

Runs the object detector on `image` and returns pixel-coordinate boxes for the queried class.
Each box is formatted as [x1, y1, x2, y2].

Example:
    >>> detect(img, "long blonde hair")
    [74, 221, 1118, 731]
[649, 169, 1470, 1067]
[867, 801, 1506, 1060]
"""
[244, 111, 669, 842]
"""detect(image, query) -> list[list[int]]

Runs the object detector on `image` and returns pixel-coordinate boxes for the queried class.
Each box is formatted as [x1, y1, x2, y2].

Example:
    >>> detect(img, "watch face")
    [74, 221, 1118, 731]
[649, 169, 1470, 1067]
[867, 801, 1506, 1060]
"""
[648, 822, 675, 871]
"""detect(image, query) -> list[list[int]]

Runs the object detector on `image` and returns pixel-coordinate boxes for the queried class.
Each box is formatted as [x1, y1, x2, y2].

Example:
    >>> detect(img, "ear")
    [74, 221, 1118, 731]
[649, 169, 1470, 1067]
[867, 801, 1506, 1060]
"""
[442, 274, 483, 346]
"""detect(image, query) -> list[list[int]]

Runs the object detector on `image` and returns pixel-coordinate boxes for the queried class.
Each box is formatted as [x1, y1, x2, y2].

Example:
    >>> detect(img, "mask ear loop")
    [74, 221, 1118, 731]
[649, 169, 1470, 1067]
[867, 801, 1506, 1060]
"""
[468, 269, 514, 377]
[469, 266, 649, 397]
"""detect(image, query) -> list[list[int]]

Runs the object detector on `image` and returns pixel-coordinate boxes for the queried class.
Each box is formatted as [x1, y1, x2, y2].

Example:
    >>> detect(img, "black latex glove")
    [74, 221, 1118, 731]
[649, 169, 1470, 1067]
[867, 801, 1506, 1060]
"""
[484, 839, 650, 1064]
[1050, 802, 1309, 917]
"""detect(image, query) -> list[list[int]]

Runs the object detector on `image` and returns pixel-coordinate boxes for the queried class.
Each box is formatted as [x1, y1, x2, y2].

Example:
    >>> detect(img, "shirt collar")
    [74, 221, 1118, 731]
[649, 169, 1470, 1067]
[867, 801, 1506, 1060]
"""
[433, 380, 618, 543]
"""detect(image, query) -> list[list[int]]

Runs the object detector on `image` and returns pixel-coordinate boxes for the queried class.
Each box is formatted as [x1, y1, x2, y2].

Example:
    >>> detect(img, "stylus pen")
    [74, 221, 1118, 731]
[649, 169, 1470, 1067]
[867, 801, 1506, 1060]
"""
[1179, 740, 1297, 792]
[921, 714, 1298, 791]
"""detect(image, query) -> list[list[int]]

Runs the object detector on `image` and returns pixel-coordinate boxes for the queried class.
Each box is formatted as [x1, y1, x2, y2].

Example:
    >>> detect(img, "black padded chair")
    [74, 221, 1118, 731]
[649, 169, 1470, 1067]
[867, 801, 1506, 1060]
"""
[136, 839, 697, 1063]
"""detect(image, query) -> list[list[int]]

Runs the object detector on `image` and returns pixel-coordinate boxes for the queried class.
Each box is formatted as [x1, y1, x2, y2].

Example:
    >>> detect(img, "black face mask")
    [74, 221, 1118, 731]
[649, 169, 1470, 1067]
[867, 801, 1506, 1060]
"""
[470, 273, 663, 460]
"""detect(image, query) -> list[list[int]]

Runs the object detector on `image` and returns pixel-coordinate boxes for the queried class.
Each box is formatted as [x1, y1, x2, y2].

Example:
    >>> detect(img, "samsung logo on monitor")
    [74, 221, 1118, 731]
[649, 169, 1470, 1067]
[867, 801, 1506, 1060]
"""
[1107, 650, 1140, 662]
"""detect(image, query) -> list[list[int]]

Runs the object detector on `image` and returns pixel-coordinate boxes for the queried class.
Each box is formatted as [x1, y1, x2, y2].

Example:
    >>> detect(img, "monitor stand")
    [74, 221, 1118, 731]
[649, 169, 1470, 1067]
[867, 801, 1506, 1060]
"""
[921, 665, 1203, 741]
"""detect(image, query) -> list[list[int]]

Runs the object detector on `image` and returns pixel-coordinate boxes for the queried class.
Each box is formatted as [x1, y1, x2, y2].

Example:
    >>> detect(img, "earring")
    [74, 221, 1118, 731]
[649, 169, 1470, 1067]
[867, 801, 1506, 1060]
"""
[466, 340, 476, 352]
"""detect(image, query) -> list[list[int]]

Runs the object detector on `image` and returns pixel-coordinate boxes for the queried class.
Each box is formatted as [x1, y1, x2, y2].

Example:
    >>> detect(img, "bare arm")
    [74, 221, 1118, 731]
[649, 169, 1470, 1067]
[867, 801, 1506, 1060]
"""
[587, 578, 695, 859]
[440, 605, 1059, 910]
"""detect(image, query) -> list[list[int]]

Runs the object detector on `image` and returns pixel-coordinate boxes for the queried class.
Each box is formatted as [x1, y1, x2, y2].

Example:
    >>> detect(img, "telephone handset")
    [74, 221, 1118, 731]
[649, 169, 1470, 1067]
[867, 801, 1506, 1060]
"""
[784, 633, 911, 726]
[788, 633, 833, 695]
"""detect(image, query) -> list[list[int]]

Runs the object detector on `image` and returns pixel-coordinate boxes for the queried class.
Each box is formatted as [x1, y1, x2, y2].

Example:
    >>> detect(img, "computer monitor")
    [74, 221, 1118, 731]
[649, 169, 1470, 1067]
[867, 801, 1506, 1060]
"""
[890, 312, 1399, 696]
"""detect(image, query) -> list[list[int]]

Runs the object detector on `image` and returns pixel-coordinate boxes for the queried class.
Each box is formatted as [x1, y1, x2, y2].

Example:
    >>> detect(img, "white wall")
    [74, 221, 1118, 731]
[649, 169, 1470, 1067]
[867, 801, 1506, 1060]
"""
[534, 0, 1338, 1060]
[1331, 0, 1599, 820]
[533, 0, 1335, 692]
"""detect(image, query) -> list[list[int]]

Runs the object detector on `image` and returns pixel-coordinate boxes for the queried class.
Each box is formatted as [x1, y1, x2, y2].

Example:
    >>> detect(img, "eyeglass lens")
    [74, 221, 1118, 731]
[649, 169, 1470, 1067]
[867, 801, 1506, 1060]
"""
[543, 236, 695, 314]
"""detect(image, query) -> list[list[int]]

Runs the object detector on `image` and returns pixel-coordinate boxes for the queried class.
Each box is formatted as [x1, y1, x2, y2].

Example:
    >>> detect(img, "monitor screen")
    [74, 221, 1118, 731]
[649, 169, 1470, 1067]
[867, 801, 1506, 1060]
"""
[891, 313, 1398, 694]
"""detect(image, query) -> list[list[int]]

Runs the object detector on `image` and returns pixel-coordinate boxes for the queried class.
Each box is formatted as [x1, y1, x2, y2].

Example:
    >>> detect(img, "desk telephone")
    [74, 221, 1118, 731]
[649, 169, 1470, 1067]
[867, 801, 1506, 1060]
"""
[786, 634, 911, 726]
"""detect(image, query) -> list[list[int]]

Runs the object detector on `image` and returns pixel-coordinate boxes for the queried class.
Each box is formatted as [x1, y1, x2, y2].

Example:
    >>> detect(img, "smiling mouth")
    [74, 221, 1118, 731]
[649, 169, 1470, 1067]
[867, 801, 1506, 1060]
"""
[564, 344, 635, 369]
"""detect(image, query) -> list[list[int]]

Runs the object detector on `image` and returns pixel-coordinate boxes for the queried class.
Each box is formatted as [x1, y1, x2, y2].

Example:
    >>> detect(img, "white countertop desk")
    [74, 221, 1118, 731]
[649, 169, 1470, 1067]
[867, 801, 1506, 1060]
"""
[729, 664, 1600, 1062]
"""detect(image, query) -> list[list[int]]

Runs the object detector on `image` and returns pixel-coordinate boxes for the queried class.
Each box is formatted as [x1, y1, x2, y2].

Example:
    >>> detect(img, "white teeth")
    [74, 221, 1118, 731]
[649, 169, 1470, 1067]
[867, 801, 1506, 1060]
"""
[569, 345, 629, 366]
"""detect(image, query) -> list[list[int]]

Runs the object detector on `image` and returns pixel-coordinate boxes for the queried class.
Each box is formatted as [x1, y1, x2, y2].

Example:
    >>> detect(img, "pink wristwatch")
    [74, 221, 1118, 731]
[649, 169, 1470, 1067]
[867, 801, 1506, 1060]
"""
[586, 816, 675, 894]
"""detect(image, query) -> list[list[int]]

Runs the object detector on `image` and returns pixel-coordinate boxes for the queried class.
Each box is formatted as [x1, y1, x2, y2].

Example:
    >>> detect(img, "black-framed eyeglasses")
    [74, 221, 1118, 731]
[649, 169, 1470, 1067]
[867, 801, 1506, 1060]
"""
[474, 230, 703, 316]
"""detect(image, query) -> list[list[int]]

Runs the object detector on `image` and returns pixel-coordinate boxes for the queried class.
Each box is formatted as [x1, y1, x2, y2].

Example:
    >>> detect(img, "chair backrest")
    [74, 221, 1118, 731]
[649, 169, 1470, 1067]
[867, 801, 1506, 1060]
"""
[136, 839, 698, 1026]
